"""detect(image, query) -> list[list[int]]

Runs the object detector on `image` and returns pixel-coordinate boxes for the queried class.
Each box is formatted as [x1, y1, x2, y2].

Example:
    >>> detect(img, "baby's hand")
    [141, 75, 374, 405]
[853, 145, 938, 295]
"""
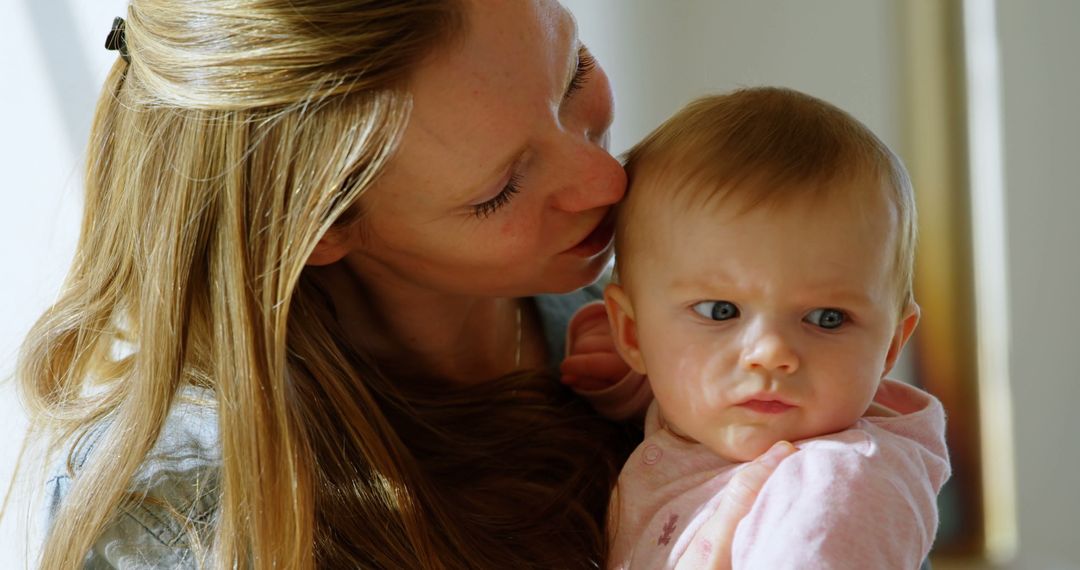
[675, 441, 798, 570]
[560, 302, 632, 391]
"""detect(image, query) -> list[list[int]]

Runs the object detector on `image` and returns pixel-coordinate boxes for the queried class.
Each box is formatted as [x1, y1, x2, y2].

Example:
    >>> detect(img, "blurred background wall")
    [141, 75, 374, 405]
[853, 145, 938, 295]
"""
[1, 0, 1077, 567]
[995, 1, 1080, 567]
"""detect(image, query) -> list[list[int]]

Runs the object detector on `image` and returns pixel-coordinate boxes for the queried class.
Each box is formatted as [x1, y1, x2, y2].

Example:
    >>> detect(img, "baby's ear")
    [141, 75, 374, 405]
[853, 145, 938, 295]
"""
[882, 302, 920, 377]
[603, 283, 648, 375]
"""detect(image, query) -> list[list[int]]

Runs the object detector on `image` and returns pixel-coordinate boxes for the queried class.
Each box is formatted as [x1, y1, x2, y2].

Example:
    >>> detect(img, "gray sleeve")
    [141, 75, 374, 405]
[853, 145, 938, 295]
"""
[83, 514, 202, 569]
[45, 388, 220, 569]
[46, 467, 205, 570]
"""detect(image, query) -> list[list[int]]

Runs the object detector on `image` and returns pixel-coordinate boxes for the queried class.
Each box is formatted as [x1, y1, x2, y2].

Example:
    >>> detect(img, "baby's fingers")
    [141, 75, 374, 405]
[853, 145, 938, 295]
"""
[568, 328, 619, 355]
[674, 441, 797, 570]
[560, 374, 615, 392]
[560, 352, 630, 386]
[725, 441, 795, 510]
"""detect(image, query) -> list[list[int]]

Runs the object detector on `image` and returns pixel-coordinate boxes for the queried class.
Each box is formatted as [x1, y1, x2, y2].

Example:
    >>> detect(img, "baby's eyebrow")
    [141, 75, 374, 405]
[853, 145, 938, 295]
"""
[667, 273, 739, 295]
[666, 276, 878, 307]
[796, 288, 877, 308]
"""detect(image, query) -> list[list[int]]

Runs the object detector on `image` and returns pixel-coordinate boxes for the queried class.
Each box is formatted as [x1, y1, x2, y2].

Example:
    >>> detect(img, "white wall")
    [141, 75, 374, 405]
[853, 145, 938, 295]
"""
[561, 0, 901, 160]
[1, 0, 127, 564]
[997, 1, 1080, 567]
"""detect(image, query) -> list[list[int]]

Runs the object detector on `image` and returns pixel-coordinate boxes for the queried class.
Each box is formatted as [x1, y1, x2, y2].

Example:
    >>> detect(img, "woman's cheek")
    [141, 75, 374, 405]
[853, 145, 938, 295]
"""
[493, 209, 540, 254]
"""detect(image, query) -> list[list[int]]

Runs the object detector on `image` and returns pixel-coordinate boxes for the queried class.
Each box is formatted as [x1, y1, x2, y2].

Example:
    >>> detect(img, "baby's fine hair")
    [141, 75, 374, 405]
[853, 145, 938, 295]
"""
[618, 86, 917, 313]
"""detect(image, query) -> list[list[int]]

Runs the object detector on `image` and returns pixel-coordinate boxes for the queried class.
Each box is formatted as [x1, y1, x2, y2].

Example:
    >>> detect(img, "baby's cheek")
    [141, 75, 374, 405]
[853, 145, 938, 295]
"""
[671, 342, 720, 381]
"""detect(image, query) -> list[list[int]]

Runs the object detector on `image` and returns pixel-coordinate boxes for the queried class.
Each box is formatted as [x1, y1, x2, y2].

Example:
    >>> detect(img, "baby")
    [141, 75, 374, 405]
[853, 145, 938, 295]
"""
[562, 87, 951, 569]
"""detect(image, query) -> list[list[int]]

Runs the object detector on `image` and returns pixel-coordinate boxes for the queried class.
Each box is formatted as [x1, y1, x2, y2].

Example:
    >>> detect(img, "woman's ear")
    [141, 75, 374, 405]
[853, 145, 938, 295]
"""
[882, 302, 921, 377]
[604, 282, 648, 375]
[306, 227, 353, 267]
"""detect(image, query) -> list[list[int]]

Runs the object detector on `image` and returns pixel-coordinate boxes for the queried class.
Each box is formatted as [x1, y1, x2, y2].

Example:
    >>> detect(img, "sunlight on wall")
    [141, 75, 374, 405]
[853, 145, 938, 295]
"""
[962, 0, 1017, 562]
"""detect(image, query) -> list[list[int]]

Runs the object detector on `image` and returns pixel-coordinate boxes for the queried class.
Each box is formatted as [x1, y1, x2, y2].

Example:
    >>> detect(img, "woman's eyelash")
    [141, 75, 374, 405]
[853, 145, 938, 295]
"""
[564, 47, 596, 99]
[471, 174, 522, 219]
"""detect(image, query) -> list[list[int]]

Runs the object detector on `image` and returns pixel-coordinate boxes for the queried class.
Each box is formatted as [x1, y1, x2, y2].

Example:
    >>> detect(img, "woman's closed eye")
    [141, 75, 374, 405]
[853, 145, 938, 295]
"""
[471, 173, 523, 219]
[564, 46, 596, 100]
[692, 300, 740, 321]
[805, 308, 847, 330]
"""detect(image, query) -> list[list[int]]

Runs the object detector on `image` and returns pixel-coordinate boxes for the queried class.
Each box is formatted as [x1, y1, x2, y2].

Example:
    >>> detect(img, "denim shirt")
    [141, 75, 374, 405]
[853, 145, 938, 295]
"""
[45, 285, 602, 568]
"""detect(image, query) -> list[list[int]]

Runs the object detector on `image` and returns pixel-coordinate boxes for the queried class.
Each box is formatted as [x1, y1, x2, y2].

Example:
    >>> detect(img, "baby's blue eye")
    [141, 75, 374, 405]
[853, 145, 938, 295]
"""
[692, 301, 740, 321]
[805, 308, 846, 330]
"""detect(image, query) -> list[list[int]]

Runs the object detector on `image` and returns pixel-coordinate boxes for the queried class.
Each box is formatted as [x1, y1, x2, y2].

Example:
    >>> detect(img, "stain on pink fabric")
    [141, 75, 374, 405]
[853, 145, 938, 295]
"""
[657, 513, 679, 546]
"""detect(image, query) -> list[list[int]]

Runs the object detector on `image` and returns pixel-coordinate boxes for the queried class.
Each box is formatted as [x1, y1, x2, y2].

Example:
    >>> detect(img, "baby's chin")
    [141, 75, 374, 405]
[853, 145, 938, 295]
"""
[708, 438, 777, 459]
[703, 415, 864, 462]
[703, 430, 787, 463]
[703, 422, 831, 462]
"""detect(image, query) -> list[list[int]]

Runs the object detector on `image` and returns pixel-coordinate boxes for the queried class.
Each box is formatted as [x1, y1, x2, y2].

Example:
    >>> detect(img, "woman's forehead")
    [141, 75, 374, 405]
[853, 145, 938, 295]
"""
[388, 0, 578, 204]
[408, 0, 577, 126]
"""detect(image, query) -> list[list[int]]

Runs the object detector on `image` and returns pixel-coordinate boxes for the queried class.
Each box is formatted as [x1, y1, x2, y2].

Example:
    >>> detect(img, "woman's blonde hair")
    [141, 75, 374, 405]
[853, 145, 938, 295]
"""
[18, 1, 629, 568]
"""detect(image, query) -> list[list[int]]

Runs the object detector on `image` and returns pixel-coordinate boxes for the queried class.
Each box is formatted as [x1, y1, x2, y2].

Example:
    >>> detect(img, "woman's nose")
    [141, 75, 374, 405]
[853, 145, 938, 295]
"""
[548, 139, 626, 213]
[740, 326, 800, 375]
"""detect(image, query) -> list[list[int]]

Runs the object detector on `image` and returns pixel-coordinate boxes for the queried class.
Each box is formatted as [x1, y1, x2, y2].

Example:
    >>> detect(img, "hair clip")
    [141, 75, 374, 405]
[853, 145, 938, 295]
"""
[105, 17, 130, 63]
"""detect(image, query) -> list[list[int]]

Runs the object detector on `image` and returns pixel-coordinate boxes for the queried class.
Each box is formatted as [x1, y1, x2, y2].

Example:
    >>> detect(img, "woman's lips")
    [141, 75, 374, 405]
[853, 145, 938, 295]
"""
[737, 399, 796, 414]
[564, 210, 616, 257]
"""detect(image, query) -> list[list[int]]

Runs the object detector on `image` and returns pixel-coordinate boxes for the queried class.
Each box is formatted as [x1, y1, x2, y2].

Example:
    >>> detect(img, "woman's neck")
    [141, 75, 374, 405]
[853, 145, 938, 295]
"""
[308, 260, 544, 386]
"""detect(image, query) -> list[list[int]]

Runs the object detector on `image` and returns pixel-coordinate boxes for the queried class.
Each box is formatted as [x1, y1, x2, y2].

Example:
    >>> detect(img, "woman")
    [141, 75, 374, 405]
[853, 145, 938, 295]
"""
[21, 0, 788, 567]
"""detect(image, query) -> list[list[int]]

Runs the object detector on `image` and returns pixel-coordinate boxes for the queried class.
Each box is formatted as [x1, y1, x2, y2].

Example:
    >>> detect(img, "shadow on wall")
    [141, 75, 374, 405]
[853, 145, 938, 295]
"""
[24, 0, 97, 155]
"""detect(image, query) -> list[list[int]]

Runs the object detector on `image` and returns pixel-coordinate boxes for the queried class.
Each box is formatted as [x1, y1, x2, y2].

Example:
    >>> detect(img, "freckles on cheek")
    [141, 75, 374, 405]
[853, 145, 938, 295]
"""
[500, 211, 545, 248]
[488, 217, 530, 258]
[497, 217, 529, 248]
[498, 219, 515, 239]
